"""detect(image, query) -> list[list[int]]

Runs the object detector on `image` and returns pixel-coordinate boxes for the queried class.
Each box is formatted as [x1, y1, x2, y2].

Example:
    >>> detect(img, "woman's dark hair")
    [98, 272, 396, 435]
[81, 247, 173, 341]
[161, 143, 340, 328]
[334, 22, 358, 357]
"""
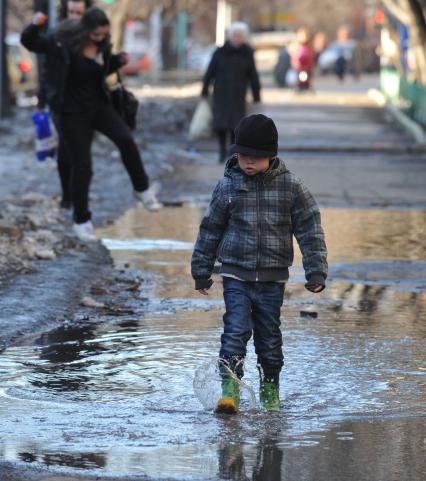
[57, 6, 111, 55]
[59, 0, 93, 20]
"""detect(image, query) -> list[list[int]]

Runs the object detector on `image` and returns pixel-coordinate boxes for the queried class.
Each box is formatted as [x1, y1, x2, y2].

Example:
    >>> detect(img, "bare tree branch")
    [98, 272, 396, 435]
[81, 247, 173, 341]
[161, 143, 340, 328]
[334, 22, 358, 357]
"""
[381, 0, 412, 24]
[404, 0, 426, 83]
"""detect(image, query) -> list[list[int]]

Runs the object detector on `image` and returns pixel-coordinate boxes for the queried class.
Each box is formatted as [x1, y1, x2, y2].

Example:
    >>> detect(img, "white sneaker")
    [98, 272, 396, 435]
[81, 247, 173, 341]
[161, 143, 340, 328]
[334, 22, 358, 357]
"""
[134, 183, 163, 211]
[73, 220, 97, 242]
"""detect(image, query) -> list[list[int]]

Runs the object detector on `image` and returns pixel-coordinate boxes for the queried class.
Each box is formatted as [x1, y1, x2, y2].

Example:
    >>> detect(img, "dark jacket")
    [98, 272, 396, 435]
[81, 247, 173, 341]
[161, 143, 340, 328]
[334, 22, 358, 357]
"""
[21, 23, 124, 113]
[191, 156, 328, 287]
[202, 42, 261, 130]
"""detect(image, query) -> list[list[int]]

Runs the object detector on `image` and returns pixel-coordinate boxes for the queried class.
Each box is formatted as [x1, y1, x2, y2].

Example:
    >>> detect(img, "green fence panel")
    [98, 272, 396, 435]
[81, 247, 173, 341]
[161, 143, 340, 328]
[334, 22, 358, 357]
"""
[381, 68, 426, 128]
[400, 77, 426, 127]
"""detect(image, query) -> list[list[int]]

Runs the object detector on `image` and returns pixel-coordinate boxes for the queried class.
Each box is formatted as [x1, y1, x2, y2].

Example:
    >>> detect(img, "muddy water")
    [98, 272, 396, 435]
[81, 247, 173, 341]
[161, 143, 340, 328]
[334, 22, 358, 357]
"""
[0, 206, 425, 480]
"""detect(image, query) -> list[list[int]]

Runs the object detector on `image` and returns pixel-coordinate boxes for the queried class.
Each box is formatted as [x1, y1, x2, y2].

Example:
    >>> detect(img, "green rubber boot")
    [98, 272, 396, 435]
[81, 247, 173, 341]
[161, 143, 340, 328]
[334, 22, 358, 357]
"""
[259, 381, 280, 411]
[215, 377, 240, 414]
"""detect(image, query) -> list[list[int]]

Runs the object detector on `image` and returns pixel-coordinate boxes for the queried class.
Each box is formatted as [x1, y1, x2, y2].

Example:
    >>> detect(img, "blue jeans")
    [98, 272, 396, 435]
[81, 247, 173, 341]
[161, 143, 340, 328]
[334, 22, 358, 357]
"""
[220, 277, 285, 380]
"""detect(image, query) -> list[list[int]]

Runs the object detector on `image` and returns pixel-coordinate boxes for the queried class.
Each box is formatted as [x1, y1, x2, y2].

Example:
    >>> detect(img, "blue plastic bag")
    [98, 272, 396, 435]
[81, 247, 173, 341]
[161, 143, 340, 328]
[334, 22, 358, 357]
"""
[32, 111, 57, 161]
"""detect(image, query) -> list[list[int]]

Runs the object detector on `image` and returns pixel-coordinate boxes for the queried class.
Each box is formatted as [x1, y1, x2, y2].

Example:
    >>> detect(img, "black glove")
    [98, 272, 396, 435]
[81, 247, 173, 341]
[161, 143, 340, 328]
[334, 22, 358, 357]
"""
[305, 273, 326, 293]
[195, 278, 213, 291]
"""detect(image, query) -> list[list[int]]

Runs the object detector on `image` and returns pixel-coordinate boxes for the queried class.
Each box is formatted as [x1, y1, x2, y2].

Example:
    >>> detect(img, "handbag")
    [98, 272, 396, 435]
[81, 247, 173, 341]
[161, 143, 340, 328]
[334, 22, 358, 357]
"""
[110, 72, 139, 130]
[32, 110, 57, 161]
[188, 99, 213, 141]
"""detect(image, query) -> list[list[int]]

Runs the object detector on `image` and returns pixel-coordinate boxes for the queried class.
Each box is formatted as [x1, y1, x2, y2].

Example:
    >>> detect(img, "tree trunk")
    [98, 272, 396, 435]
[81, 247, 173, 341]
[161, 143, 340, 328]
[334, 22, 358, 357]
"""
[149, 6, 163, 82]
[404, 0, 426, 84]
[382, 0, 426, 84]
[109, 0, 133, 50]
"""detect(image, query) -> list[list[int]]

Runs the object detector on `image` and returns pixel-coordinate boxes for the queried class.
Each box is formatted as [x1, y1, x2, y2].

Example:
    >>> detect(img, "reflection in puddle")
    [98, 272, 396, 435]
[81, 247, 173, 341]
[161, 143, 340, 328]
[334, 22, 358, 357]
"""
[98, 206, 426, 290]
[0, 205, 425, 478]
[98, 206, 426, 262]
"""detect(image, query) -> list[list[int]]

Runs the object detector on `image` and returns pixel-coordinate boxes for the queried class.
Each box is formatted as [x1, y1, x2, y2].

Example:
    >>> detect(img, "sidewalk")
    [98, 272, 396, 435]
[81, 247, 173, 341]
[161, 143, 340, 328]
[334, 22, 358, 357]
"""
[165, 76, 426, 209]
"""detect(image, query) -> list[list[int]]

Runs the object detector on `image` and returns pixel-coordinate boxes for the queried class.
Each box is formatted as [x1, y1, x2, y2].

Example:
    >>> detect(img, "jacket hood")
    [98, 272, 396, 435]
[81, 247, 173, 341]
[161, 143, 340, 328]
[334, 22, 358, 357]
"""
[224, 155, 289, 187]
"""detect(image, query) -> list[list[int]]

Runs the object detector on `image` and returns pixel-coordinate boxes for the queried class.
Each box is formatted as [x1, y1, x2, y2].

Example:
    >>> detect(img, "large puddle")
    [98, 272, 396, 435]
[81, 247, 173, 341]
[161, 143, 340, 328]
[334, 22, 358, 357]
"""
[0, 205, 425, 479]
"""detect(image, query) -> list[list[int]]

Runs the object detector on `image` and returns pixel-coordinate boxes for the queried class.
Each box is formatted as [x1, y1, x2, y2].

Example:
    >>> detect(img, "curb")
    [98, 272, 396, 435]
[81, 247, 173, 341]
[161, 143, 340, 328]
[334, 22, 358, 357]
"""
[190, 142, 424, 154]
[368, 89, 426, 148]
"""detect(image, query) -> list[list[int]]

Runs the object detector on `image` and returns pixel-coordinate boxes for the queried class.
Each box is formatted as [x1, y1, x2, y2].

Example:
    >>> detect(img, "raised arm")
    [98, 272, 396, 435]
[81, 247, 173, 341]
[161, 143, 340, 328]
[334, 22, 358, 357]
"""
[21, 13, 50, 54]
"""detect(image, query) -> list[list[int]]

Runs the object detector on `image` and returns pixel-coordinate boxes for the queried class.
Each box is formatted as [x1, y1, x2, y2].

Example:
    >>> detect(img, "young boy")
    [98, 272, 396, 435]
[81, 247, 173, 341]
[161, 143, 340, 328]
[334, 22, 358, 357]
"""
[191, 114, 327, 413]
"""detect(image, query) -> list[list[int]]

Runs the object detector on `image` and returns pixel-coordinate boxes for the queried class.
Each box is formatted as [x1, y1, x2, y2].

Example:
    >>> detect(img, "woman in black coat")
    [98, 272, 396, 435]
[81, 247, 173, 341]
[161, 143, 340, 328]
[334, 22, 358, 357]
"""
[21, 7, 162, 242]
[201, 22, 261, 163]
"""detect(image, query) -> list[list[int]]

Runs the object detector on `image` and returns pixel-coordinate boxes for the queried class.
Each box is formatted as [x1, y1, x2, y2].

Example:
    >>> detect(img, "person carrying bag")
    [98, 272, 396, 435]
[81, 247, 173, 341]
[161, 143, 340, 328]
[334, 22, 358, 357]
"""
[21, 6, 162, 242]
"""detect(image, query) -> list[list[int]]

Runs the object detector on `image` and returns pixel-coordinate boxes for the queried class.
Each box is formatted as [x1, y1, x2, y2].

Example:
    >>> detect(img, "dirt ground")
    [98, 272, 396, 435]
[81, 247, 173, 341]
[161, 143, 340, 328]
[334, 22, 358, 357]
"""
[0, 95, 196, 346]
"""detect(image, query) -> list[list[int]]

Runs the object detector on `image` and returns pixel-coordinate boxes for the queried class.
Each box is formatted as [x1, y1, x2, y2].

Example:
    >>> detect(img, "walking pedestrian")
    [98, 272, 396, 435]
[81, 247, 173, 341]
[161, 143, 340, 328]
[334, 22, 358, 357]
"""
[59, 0, 92, 20]
[22, 7, 162, 242]
[335, 49, 347, 81]
[191, 114, 328, 413]
[273, 45, 291, 87]
[201, 22, 261, 163]
[291, 27, 315, 91]
[37, 0, 93, 209]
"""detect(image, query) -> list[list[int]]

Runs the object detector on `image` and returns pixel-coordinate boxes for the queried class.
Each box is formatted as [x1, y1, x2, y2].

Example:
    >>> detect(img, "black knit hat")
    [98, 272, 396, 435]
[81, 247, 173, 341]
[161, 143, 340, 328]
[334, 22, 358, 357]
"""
[229, 114, 278, 157]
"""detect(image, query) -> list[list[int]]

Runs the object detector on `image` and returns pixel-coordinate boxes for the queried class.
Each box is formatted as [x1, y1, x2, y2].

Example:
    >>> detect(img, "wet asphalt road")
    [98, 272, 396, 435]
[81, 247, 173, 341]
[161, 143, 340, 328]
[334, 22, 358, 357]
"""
[0, 77, 425, 480]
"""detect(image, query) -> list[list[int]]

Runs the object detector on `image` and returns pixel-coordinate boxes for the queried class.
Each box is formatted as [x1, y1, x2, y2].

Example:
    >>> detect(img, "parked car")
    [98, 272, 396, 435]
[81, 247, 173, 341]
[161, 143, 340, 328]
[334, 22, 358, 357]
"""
[317, 40, 355, 74]
[6, 33, 38, 99]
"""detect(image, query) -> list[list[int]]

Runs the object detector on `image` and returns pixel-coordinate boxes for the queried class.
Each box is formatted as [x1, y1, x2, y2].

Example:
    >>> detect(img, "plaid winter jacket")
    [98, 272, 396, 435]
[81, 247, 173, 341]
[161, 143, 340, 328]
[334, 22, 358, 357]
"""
[191, 156, 327, 287]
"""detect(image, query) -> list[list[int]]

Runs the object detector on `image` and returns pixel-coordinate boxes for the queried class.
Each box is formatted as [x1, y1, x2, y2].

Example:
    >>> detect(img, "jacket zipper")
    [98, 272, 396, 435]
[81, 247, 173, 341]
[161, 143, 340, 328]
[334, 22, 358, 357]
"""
[255, 178, 261, 281]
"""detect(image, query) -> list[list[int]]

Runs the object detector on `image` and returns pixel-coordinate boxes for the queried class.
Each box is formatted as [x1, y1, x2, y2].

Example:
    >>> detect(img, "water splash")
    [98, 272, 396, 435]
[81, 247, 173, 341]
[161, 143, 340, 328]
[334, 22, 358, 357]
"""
[193, 357, 256, 411]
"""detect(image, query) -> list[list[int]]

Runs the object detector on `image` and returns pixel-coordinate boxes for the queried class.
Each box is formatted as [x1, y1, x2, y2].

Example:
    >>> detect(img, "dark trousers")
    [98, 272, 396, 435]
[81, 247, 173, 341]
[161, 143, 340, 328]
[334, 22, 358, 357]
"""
[60, 102, 149, 223]
[52, 112, 80, 203]
[220, 277, 285, 382]
[216, 129, 235, 161]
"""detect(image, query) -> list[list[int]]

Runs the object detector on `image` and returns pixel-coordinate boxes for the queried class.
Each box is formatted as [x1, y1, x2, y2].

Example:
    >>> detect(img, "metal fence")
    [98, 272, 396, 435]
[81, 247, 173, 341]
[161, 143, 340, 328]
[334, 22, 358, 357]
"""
[381, 67, 426, 128]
